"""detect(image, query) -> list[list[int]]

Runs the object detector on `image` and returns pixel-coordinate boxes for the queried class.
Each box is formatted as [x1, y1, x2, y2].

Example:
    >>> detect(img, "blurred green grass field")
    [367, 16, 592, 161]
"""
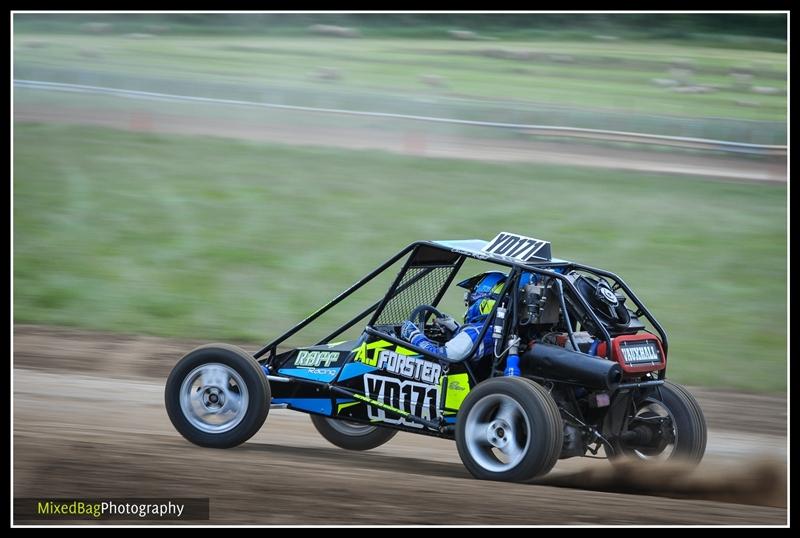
[13, 123, 786, 392]
[14, 33, 786, 122]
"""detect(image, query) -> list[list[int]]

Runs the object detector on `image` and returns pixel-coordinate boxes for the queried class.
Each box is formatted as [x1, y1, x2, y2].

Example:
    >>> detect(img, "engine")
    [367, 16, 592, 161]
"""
[505, 269, 670, 461]
[515, 269, 665, 379]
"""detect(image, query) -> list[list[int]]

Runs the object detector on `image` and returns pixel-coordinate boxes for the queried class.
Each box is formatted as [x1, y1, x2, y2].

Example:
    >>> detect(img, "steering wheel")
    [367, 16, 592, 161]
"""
[408, 304, 449, 341]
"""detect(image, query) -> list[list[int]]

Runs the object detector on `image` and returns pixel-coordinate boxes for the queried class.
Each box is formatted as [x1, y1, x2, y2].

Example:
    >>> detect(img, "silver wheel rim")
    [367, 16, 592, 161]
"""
[179, 363, 249, 434]
[630, 400, 677, 461]
[464, 394, 531, 473]
[326, 418, 379, 437]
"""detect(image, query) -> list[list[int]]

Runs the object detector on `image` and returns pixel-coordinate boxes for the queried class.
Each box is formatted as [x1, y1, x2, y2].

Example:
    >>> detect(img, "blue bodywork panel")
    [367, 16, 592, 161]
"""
[272, 398, 332, 415]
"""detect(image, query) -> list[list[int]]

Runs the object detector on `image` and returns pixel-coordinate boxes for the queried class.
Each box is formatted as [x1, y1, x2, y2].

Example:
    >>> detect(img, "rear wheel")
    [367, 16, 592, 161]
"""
[456, 377, 563, 482]
[613, 380, 706, 464]
[165, 344, 270, 448]
[310, 415, 398, 450]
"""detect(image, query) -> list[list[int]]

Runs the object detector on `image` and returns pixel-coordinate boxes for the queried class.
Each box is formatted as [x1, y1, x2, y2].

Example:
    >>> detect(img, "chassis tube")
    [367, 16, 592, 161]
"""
[554, 279, 579, 352]
[317, 265, 446, 345]
[255, 243, 416, 359]
[570, 262, 669, 356]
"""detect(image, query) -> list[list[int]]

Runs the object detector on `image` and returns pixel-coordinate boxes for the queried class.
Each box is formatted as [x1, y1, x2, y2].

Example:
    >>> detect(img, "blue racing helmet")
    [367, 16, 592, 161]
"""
[457, 271, 544, 324]
[457, 271, 507, 324]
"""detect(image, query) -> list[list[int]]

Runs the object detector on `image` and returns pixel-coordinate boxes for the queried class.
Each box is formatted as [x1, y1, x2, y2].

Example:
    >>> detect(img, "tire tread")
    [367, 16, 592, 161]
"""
[165, 344, 270, 449]
[455, 376, 564, 482]
[310, 415, 398, 451]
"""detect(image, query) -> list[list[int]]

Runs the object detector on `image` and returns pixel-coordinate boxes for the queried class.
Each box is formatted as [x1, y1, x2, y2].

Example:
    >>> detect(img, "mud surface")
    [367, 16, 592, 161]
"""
[13, 325, 788, 525]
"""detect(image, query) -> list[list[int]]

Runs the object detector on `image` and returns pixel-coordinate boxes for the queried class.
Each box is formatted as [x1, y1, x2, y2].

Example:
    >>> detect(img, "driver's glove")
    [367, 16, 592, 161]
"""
[435, 314, 460, 333]
[401, 320, 421, 342]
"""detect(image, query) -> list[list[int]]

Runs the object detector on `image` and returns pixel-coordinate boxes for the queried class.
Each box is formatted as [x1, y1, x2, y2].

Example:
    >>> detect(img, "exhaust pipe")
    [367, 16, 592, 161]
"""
[520, 343, 622, 390]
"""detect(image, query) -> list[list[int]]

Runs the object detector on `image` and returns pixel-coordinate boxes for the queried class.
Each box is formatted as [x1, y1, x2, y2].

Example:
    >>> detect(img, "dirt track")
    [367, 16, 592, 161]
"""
[14, 104, 787, 184]
[13, 325, 787, 525]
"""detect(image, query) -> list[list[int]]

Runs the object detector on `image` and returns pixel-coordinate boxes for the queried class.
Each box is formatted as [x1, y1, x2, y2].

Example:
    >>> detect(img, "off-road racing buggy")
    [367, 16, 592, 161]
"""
[165, 232, 707, 481]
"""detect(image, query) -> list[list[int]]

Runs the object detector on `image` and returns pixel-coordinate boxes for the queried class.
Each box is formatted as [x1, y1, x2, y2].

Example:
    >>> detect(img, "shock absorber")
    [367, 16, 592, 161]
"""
[492, 305, 508, 375]
[492, 306, 506, 343]
[504, 335, 521, 377]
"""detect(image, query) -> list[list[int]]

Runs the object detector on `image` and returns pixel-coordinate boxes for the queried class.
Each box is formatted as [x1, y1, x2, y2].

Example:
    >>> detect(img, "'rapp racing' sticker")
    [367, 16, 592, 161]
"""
[293, 350, 341, 368]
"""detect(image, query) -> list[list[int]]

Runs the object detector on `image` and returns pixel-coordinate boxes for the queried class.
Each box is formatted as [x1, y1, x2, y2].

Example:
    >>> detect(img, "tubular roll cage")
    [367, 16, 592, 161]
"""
[253, 241, 669, 381]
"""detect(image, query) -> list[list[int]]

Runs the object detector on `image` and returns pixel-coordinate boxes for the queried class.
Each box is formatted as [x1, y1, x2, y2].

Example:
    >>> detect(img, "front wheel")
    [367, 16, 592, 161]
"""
[310, 415, 398, 450]
[456, 377, 563, 482]
[165, 344, 270, 448]
[612, 380, 707, 464]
